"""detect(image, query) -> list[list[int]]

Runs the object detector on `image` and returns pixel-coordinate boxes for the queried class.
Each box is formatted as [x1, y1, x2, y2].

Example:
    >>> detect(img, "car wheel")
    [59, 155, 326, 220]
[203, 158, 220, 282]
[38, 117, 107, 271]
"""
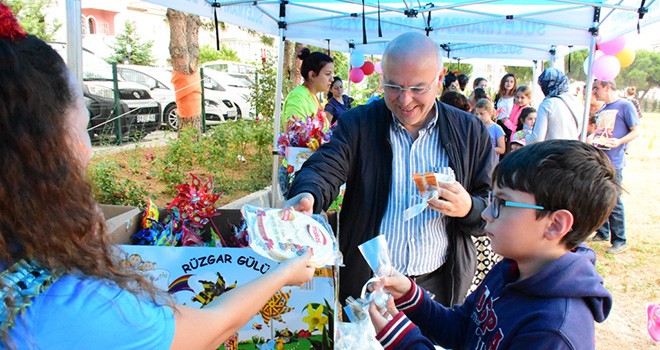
[164, 104, 179, 131]
[235, 105, 243, 119]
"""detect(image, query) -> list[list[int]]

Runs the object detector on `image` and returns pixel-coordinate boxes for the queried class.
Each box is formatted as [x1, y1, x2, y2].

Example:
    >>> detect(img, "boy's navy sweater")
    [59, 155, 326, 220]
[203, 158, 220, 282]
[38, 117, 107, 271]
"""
[377, 244, 612, 349]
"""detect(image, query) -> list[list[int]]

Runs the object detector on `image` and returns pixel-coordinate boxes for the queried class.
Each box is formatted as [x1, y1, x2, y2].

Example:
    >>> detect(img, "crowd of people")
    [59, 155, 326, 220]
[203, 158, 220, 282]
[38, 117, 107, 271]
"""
[1, 2, 643, 347]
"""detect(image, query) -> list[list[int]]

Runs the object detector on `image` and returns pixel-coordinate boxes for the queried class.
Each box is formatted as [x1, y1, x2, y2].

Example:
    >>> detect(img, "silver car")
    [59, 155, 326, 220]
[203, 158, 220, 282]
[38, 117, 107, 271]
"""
[117, 65, 238, 130]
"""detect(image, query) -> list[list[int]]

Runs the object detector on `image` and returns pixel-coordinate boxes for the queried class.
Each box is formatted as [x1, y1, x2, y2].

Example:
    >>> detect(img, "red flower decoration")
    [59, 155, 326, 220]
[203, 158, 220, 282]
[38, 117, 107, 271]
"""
[0, 4, 27, 42]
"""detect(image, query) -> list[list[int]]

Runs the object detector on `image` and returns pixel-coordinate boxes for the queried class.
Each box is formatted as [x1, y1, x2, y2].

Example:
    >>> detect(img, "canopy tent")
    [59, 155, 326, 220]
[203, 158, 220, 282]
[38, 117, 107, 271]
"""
[141, 0, 658, 56]
[66, 0, 658, 205]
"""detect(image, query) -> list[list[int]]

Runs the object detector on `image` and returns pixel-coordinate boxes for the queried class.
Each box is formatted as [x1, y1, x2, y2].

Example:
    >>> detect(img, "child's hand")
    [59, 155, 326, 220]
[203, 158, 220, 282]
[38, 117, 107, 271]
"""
[368, 296, 399, 333]
[377, 269, 412, 300]
[276, 248, 315, 286]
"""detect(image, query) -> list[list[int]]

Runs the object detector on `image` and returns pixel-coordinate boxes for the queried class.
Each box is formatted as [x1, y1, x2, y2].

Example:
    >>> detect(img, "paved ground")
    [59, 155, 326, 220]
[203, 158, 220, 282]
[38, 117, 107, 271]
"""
[92, 130, 177, 155]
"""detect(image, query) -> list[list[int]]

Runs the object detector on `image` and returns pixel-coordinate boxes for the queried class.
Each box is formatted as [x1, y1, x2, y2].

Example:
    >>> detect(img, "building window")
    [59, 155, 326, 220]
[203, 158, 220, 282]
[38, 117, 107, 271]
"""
[87, 17, 96, 34]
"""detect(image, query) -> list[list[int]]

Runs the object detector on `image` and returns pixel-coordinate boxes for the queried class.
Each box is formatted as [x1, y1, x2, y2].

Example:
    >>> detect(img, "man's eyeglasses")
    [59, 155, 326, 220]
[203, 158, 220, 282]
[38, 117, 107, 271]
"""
[487, 192, 545, 219]
[382, 83, 433, 96]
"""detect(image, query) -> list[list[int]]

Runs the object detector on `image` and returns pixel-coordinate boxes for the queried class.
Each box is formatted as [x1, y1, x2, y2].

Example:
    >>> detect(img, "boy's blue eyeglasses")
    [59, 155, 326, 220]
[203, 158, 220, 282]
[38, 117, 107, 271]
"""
[487, 192, 545, 219]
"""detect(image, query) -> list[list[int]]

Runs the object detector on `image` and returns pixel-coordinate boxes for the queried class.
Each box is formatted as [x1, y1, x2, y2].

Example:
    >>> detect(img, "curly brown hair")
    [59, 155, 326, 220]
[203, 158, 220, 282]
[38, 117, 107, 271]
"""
[0, 33, 166, 343]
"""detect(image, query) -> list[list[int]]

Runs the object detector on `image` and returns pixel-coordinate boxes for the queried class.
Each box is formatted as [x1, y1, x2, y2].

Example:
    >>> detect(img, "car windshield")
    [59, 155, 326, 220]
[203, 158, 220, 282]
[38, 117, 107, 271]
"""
[204, 70, 249, 89]
[49, 43, 115, 81]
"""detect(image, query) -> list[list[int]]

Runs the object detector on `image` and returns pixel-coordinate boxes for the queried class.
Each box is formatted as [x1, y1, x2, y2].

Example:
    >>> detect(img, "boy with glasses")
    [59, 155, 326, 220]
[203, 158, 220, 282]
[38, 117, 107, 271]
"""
[369, 140, 616, 349]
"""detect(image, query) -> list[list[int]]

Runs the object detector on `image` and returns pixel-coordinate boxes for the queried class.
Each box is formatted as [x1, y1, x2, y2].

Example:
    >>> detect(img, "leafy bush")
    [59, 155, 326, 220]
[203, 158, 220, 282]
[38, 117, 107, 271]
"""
[88, 119, 275, 208]
[87, 159, 150, 207]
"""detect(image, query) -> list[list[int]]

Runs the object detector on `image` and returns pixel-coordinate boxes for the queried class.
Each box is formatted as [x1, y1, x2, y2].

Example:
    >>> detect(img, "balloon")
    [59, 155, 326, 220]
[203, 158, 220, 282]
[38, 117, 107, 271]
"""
[583, 50, 604, 75]
[350, 52, 365, 68]
[592, 55, 621, 81]
[598, 36, 626, 55]
[614, 47, 635, 68]
[374, 61, 382, 74]
[360, 61, 375, 75]
[349, 67, 365, 83]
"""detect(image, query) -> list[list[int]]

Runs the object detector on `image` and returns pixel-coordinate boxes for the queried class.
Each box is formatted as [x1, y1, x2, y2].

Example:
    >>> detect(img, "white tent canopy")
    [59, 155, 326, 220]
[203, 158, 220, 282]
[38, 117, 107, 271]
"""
[67, 0, 658, 204]
[142, 0, 658, 57]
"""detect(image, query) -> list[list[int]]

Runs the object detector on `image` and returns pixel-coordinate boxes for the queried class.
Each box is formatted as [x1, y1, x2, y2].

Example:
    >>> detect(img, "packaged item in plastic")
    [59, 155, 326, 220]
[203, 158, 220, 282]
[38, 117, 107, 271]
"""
[241, 204, 340, 267]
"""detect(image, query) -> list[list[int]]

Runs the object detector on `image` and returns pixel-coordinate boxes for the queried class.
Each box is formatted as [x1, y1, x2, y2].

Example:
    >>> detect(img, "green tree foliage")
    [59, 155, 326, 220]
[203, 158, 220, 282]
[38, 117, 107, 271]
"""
[444, 62, 473, 77]
[249, 57, 278, 118]
[564, 49, 589, 82]
[107, 21, 155, 66]
[199, 44, 241, 64]
[616, 50, 660, 99]
[5, 0, 61, 41]
[332, 51, 349, 81]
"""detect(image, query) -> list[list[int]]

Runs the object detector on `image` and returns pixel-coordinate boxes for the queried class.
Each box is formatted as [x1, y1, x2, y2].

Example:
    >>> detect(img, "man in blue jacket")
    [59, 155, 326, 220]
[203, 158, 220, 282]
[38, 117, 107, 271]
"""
[285, 32, 495, 308]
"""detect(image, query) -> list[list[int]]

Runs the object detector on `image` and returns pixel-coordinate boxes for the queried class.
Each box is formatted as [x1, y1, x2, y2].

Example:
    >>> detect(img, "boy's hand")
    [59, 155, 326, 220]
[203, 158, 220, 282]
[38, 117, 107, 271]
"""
[378, 269, 412, 300]
[282, 192, 314, 215]
[276, 248, 315, 286]
[368, 296, 399, 333]
[428, 181, 472, 218]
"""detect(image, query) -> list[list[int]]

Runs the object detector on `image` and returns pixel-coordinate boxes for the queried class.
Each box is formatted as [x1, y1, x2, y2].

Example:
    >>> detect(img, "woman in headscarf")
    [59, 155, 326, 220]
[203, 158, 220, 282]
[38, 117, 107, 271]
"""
[526, 67, 584, 144]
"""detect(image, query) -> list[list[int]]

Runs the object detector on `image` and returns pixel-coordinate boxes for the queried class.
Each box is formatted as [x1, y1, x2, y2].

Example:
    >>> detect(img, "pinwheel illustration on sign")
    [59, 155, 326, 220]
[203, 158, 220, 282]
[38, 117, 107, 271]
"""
[259, 289, 294, 326]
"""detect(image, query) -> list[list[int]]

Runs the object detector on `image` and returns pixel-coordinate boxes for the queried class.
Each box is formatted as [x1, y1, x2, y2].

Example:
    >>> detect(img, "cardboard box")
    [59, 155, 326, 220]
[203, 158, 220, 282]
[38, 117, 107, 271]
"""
[101, 204, 141, 243]
[108, 206, 337, 350]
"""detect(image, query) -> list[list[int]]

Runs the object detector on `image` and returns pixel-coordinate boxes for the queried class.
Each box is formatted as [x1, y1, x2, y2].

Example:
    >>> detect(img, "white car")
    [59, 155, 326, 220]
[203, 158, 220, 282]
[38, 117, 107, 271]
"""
[117, 65, 238, 130]
[201, 69, 254, 119]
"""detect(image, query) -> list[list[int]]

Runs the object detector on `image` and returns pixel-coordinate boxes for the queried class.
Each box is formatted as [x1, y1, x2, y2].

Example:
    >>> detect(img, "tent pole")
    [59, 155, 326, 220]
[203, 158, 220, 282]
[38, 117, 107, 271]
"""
[347, 44, 353, 97]
[66, 0, 83, 84]
[271, 28, 286, 207]
[581, 7, 601, 142]
[581, 35, 598, 142]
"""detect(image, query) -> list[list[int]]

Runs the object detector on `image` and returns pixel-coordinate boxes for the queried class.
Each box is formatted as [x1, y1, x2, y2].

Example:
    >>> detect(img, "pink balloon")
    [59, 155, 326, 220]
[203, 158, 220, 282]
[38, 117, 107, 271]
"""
[583, 50, 604, 75]
[361, 61, 375, 75]
[598, 36, 626, 55]
[349, 67, 365, 83]
[374, 61, 382, 74]
[592, 55, 621, 81]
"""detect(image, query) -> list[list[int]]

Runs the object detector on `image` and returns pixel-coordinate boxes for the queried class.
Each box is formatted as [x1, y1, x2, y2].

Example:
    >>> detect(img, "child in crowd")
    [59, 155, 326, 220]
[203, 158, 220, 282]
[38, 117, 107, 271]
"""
[369, 140, 617, 350]
[474, 99, 506, 155]
[494, 74, 517, 148]
[473, 77, 488, 90]
[468, 87, 489, 112]
[510, 107, 537, 151]
[585, 115, 598, 145]
[440, 90, 470, 112]
[505, 85, 533, 133]
[510, 132, 526, 152]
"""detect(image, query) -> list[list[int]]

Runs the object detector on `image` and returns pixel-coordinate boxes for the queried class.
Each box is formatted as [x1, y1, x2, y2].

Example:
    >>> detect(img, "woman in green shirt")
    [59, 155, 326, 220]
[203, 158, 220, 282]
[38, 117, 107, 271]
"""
[281, 48, 334, 129]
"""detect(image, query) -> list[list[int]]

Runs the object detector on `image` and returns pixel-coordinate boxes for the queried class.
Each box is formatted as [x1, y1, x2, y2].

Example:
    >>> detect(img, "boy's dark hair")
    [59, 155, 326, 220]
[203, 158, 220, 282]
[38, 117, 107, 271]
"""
[440, 90, 470, 111]
[471, 87, 488, 101]
[493, 140, 619, 248]
[517, 106, 537, 131]
[457, 73, 469, 91]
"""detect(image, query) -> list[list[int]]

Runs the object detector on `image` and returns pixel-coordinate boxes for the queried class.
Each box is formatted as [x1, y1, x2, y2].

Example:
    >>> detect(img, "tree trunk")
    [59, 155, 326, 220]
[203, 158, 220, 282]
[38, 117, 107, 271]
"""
[292, 42, 304, 87]
[282, 39, 293, 96]
[167, 9, 202, 137]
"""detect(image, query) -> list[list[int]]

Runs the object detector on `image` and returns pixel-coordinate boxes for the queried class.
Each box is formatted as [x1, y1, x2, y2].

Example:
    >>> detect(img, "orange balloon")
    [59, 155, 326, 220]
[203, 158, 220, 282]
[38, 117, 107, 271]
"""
[615, 48, 635, 68]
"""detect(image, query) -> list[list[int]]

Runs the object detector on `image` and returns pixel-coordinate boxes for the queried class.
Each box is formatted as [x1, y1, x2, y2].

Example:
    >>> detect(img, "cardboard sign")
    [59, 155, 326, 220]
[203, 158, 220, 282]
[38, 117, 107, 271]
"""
[108, 207, 337, 349]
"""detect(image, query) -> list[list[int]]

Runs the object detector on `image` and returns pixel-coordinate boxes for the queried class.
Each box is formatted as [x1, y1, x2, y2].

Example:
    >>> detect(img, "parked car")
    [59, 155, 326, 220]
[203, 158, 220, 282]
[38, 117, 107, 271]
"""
[48, 42, 161, 141]
[201, 69, 254, 119]
[117, 65, 238, 130]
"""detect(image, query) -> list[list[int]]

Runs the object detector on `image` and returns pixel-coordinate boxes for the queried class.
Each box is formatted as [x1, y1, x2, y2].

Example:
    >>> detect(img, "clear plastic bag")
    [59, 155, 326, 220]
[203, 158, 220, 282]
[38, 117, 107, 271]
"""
[335, 297, 384, 350]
